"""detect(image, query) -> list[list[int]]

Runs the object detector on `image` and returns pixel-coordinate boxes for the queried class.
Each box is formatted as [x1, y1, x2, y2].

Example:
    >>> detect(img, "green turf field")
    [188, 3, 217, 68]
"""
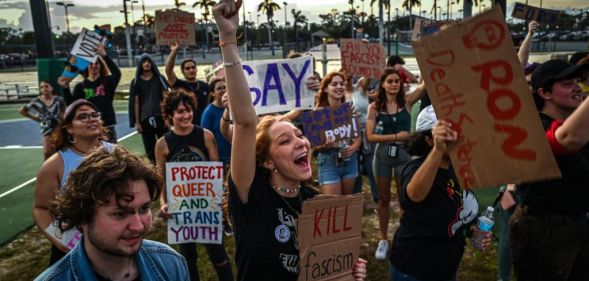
[0, 125, 145, 245]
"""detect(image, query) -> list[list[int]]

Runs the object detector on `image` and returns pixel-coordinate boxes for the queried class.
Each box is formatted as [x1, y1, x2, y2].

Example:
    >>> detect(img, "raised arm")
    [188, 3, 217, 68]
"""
[405, 79, 426, 109]
[555, 91, 589, 150]
[213, 0, 257, 203]
[518, 21, 537, 69]
[406, 120, 457, 202]
[165, 41, 180, 86]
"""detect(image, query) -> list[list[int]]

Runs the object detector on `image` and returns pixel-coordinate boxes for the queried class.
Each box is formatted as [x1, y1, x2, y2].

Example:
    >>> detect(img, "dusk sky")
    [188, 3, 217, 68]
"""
[0, 0, 586, 32]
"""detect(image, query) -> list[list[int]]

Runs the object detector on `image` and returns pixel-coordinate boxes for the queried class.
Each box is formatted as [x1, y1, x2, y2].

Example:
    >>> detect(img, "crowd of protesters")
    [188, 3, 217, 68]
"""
[22, 0, 589, 280]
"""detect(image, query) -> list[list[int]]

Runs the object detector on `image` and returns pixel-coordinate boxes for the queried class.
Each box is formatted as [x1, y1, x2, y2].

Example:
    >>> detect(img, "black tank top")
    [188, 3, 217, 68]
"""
[164, 125, 209, 162]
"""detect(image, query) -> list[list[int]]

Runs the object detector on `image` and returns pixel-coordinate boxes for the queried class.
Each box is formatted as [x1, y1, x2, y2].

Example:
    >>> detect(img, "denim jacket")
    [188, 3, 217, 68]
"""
[35, 238, 189, 281]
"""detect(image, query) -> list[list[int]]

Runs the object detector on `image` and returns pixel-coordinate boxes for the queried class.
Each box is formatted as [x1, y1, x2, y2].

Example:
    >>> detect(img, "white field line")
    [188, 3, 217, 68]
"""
[0, 131, 138, 198]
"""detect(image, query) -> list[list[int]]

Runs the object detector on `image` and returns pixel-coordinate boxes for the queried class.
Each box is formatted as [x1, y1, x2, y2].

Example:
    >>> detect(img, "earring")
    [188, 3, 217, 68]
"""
[68, 134, 77, 144]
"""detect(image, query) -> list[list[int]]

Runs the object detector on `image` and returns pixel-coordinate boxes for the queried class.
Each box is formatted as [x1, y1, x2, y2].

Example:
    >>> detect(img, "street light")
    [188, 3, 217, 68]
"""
[55, 2, 74, 33]
[121, 0, 133, 67]
[450, 2, 454, 20]
[130, 0, 138, 34]
[283, 2, 288, 56]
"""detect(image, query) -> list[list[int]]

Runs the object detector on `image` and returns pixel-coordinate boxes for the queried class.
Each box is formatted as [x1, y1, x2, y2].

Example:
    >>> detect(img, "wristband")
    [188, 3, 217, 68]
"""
[224, 61, 241, 68]
[219, 40, 237, 47]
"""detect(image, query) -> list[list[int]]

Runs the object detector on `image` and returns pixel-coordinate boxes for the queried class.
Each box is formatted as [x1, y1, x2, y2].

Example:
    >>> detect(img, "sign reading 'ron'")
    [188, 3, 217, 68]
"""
[412, 5, 560, 189]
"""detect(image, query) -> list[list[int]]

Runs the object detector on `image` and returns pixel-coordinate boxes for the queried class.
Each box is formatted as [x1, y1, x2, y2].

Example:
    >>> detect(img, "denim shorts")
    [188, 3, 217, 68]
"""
[317, 149, 358, 185]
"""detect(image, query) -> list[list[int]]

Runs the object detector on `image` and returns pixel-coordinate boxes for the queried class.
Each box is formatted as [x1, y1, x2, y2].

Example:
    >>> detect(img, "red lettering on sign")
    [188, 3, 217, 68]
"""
[495, 124, 536, 160]
[471, 60, 514, 91]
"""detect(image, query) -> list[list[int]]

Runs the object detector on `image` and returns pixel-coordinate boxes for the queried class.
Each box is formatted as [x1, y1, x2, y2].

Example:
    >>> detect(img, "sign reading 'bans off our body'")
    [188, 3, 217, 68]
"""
[340, 39, 385, 80]
[242, 56, 315, 115]
[301, 103, 359, 147]
[166, 162, 223, 244]
[412, 6, 560, 189]
[297, 194, 364, 281]
[155, 10, 196, 46]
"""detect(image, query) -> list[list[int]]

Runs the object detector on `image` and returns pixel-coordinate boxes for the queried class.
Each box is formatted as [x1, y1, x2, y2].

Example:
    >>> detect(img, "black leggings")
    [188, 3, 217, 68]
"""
[179, 241, 233, 281]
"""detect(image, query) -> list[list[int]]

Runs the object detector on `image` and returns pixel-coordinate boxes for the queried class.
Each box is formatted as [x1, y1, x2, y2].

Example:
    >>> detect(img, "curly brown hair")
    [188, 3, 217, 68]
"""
[375, 68, 406, 112]
[52, 101, 106, 151]
[50, 146, 162, 231]
[161, 89, 197, 126]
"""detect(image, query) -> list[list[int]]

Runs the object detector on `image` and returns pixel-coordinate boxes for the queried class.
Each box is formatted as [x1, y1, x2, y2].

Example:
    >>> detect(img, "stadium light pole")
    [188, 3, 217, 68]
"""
[121, 0, 133, 66]
[55, 2, 74, 33]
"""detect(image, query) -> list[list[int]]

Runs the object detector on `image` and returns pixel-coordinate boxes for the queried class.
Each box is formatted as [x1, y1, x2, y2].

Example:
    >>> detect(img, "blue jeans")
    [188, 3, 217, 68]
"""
[390, 264, 456, 281]
[317, 150, 359, 185]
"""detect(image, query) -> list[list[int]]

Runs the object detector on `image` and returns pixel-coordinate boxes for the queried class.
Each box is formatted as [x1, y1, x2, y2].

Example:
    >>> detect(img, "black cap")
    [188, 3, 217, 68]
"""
[387, 55, 405, 67]
[531, 59, 588, 93]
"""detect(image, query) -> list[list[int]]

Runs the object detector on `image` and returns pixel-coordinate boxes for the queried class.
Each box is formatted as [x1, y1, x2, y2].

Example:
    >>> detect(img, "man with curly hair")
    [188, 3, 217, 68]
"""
[35, 146, 189, 281]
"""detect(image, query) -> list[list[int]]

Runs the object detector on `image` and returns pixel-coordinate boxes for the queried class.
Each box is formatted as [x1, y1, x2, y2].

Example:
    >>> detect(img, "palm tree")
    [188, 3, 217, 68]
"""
[371, 0, 389, 44]
[430, 0, 438, 20]
[192, 0, 216, 22]
[402, 0, 421, 29]
[174, 0, 186, 10]
[258, 0, 281, 56]
[291, 9, 307, 50]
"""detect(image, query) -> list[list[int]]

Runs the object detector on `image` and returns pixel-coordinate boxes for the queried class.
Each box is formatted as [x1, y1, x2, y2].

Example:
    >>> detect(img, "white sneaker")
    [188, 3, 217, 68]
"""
[375, 239, 389, 260]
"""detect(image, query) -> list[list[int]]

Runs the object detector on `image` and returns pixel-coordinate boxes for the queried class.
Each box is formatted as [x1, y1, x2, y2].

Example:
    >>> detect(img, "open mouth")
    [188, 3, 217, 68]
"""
[294, 152, 309, 168]
[572, 94, 584, 101]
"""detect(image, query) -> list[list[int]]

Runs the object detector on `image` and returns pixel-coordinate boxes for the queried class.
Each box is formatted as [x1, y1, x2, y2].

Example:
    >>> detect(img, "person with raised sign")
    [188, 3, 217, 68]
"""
[389, 105, 490, 281]
[33, 99, 114, 267]
[212, 1, 367, 280]
[510, 59, 589, 281]
[366, 68, 424, 260]
[156, 89, 234, 281]
[165, 41, 210, 126]
[19, 80, 66, 160]
[313, 72, 362, 195]
[71, 44, 121, 143]
[35, 146, 190, 281]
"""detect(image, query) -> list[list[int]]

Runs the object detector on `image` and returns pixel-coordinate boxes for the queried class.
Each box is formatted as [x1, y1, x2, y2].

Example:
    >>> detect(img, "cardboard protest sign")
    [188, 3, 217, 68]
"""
[155, 10, 196, 46]
[340, 39, 385, 80]
[412, 6, 560, 189]
[297, 194, 364, 281]
[165, 162, 224, 244]
[242, 56, 315, 115]
[70, 28, 107, 64]
[511, 2, 560, 25]
[45, 223, 82, 250]
[300, 103, 359, 147]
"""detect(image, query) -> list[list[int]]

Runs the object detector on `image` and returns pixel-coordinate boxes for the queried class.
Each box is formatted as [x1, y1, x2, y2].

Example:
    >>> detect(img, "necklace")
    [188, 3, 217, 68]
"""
[276, 188, 303, 216]
[273, 184, 301, 194]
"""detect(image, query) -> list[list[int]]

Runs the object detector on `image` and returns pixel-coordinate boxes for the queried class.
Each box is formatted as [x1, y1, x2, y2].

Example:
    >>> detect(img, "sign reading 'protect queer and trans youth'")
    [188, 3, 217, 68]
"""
[166, 162, 223, 244]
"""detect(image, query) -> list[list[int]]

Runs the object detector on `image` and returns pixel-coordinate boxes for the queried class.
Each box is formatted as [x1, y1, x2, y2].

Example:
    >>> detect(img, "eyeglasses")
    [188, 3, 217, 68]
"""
[74, 112, 101, 122]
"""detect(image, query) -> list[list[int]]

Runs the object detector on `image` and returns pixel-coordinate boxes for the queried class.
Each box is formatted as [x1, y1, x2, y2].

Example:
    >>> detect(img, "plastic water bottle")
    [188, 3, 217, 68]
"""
[375, 121, 384, 135]
[338, 141, 351, 162]
[473, 206, 495, 250]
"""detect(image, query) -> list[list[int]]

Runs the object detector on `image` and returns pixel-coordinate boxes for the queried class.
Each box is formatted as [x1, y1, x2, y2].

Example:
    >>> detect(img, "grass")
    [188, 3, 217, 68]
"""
[0, 164, 502, 281]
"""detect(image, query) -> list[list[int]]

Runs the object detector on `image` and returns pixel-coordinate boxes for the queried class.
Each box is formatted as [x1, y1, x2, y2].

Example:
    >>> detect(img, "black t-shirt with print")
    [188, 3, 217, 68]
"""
[172, 79, 209, 125]
[390, 156, 479, 280]
[228, 168, 318, 281]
